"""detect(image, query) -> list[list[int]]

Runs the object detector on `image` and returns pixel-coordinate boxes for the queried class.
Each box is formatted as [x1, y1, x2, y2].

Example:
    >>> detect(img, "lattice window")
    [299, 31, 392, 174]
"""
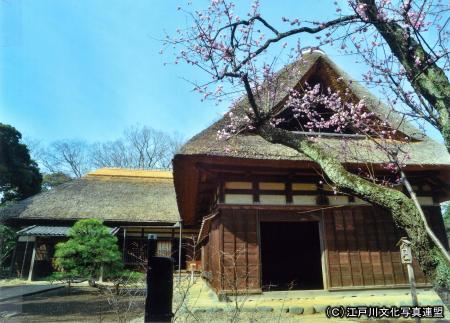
[157, 240, 172, 257]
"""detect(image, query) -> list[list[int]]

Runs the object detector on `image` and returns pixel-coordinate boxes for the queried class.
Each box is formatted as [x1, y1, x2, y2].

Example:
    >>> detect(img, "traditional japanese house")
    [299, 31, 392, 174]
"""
[0, 168, 198, 280]
[173, 51, 450, 295]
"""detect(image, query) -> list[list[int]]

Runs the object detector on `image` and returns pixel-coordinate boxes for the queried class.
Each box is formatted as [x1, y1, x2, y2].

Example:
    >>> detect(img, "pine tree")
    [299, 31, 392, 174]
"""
[54, 219, 122, 284]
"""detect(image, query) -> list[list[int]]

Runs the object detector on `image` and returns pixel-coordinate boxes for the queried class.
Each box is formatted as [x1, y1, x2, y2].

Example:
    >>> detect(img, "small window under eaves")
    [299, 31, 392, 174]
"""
[275, 74, 357, 134]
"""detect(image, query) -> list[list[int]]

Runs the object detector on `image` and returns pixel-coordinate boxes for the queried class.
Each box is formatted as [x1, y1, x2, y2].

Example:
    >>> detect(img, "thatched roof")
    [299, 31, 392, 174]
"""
[173, 51, 449, 224]
[178, 51, 450, 166]
[0, 168, 179, 224]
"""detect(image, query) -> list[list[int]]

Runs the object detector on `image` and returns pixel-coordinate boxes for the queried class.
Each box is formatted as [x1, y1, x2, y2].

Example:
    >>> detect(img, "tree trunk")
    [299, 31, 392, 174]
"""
[359, 0, 450, 151]
[257, 124, 450, 286]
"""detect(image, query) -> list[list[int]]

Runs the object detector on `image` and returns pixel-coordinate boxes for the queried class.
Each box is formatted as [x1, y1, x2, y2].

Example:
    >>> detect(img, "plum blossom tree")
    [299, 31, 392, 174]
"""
[166, 0, 450, 286]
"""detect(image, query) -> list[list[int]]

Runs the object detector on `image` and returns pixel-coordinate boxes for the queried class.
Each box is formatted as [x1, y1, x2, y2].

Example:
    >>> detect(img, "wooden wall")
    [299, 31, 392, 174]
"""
[202, 214, 221, 289]
[324, 206, 447, 289]
[202, 205, 448, 293]
[221, 208, 260, 291]
[202, 208, 260, 293]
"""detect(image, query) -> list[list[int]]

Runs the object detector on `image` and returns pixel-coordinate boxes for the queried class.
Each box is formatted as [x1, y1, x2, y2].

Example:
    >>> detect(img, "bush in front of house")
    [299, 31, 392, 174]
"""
[0, 224, 17, 278]
[53, 218, 123, 286]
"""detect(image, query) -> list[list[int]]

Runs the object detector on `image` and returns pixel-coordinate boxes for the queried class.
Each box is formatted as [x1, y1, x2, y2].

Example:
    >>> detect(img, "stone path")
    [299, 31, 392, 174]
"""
[170, 277, 450, 321]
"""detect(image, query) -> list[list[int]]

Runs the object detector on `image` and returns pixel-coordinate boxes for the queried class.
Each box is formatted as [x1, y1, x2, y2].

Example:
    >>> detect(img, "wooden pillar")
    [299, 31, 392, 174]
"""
[9, 238, 18, 277]
[28, 240, 37, 282]
[20, 239, 29, 278]
[122, 228, 127, 262]
[178, 221, 183, 282]
[285, 181, 293, 204]
[319, 211, 328, 290]
[170, 228, 175, 267]
[141, 228, 145, 260]
[218, 180, 225, 203]
[407, 263, 418, 305]
[398, 237, 419, 323]
[252, 180, 259, 203]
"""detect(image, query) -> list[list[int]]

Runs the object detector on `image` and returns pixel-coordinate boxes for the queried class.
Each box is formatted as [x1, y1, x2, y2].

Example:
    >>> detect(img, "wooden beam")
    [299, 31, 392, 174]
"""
[224, 187, 349, 196]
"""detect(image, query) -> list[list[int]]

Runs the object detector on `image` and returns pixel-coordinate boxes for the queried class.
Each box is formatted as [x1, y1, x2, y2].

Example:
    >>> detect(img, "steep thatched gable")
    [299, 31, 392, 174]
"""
[0, 168, 179, 224]
[178, 51, 450, 166]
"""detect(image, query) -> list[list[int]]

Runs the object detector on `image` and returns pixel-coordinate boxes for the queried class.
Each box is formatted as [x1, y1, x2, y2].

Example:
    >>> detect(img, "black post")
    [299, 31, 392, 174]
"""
[147, 234, 157, 262]
[145, 234, 173, 323]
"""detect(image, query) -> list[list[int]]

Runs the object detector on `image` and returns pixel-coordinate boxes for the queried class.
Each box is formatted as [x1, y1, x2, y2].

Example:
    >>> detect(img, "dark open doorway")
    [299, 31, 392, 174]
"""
[260, 221, 323, 290]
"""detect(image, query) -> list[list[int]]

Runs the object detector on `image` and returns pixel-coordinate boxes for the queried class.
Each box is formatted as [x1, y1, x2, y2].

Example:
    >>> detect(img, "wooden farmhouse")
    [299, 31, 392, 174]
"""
[173, 51, 450, 295]
[0, 168, 198, 280]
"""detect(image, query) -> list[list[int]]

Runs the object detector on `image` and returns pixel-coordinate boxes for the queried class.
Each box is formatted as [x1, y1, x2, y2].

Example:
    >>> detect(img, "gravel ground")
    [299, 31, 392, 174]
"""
[0, 286, 145, 323]
[1, 279, 448, 323]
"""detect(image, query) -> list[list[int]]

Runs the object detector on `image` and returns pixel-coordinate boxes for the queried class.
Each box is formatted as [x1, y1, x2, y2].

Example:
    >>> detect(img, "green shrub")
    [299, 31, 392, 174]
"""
[0, 224, 17, 275]
[54, 219, 123, 284]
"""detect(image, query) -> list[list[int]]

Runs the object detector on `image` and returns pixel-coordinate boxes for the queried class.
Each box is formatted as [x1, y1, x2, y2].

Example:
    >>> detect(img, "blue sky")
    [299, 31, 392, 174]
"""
[0, 0, 443, 144]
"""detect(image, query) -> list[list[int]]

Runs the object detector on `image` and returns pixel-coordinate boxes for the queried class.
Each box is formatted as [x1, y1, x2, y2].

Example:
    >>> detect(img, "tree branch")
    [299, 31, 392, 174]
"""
[230, 15, 359, 74]
[358, 0, 450, 150]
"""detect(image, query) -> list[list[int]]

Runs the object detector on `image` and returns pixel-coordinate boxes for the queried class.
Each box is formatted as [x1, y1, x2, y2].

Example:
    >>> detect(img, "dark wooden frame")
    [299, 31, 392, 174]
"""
[258, 210, 327, 290]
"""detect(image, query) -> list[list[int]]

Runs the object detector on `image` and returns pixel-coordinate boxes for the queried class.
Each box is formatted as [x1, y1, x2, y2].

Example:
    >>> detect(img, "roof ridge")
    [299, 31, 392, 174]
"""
[85, 168, 173, 179]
